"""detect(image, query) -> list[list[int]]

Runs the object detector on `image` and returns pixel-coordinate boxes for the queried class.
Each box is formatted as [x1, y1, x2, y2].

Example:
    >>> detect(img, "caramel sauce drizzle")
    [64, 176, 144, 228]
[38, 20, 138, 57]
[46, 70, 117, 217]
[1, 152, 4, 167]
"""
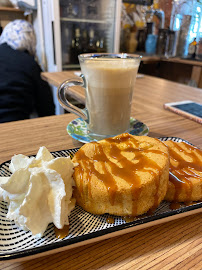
[54, 225, 69, 239]
[167, 141, 202, 202]
[170, 201, 201, 210]
[170, 202, 181, 210]
[77, 142, 118, 201]
[123, 216, 136, 222]
[76, 134, 166, 216]
[106, 217, 115, 224]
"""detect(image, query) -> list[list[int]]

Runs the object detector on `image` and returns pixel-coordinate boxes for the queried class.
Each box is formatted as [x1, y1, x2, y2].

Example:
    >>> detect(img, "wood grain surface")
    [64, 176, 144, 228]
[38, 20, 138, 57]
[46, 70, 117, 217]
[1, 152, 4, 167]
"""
[0, 73, 201, 269]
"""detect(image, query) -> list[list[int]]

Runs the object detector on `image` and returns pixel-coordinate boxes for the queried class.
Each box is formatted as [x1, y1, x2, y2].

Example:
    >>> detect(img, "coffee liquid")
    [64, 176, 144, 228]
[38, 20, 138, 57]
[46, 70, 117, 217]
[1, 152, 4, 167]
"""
[80, 59, 139, 136]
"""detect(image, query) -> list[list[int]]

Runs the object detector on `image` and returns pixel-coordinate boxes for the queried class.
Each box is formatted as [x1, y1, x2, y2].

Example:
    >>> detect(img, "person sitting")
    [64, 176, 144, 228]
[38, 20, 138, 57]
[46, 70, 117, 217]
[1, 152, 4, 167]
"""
[0, 19, 55, 123]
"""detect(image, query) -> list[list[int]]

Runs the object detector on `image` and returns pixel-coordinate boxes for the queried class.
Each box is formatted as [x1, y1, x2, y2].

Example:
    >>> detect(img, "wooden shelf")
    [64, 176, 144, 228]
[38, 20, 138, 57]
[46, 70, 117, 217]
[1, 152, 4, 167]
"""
[0, 6, 23, 12]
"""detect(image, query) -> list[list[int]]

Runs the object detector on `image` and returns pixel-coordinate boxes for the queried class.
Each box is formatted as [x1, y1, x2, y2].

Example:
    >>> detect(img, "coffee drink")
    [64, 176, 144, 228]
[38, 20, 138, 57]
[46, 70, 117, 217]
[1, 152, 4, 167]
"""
[57, 54, 141, 139]
[80, 58, 139, 136]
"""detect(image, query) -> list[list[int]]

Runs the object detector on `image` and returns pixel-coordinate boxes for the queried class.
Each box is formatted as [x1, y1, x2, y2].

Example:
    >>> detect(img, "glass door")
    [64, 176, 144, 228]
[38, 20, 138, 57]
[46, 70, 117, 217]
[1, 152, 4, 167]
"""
[59, 0, 121, 70]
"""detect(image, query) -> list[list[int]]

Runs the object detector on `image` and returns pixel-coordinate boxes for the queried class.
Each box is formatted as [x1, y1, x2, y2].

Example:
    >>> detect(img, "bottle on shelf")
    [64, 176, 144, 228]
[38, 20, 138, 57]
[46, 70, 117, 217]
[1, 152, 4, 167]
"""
[70, 26, 82, 64]
[156, 28, 169, 56]
[86, 0, 98, 20]
[145, 34, 157, 55]
[188, 38, 197, 59]
[121, 24, 131, 52]
[128, 25, 138, 53]
[66, 0, 80, 18]
[136, 23, 147, 52]
[87, 28, 97, 53]
[80, 0, 87, 19]
[61, 25, 70, 65]
[96, 33, 107, 53]
[81, 29, 88, 53]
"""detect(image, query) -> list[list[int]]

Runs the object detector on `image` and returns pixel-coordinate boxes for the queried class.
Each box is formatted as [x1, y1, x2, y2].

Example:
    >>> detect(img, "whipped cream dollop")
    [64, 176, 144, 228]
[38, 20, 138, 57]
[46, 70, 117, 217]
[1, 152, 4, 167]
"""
[0, 147, 76, 237]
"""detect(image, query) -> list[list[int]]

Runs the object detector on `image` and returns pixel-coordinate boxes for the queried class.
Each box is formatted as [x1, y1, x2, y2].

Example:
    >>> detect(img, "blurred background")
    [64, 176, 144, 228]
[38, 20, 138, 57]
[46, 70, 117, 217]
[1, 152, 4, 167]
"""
[0, 0, 202, 89]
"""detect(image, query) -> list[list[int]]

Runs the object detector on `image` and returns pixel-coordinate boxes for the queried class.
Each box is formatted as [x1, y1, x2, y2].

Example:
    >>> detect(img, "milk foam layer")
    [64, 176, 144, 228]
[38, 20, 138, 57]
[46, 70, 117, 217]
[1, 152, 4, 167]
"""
[80, 59, 139, 136]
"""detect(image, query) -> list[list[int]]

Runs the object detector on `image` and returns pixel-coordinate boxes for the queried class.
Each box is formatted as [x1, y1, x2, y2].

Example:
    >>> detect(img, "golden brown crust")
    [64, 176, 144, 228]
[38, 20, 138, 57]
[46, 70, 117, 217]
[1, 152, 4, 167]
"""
[163, 140, 202, 202]
[73, 133, 169, 216]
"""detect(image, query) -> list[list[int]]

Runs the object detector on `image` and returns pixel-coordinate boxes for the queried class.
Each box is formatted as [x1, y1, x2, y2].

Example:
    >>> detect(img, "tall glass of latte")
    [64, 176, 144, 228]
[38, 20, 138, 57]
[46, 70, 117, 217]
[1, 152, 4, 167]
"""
[57, 53, 141, 139]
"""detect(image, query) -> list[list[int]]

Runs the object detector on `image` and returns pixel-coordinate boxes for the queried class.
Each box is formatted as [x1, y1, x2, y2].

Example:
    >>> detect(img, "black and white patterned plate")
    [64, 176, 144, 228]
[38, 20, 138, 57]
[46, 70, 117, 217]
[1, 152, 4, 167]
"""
[0, 137, 201, 261]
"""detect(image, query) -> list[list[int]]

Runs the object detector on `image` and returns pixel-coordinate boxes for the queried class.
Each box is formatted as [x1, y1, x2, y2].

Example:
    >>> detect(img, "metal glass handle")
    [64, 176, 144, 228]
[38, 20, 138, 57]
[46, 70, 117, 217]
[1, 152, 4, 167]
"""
[57, 76, 88, 121]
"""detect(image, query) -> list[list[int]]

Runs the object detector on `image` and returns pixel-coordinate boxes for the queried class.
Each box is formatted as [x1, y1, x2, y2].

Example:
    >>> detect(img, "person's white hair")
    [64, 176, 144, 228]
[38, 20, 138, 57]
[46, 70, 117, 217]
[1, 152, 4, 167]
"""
[0, 19, 36, 56]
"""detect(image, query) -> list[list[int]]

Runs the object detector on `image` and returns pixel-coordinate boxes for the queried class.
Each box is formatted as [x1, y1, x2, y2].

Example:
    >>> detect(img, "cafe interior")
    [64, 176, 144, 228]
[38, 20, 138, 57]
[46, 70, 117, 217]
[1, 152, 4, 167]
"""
[0, 0, 202, 269]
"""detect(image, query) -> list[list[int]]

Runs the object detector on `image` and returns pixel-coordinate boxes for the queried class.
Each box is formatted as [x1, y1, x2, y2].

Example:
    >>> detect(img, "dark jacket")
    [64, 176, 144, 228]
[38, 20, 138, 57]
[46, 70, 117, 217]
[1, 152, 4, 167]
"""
[0, 43, 55, 123]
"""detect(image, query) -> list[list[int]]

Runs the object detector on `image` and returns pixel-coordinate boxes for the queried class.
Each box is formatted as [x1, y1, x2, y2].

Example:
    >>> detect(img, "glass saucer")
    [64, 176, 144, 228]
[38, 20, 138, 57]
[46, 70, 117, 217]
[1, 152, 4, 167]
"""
[67, 117, 149, 144]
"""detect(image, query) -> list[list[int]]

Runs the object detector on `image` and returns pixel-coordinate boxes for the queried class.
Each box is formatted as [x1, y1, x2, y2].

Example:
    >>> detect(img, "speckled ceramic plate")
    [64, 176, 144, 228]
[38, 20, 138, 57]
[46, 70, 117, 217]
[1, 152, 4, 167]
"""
[0, 137, 201, 262]
[67, 117, 149, 143]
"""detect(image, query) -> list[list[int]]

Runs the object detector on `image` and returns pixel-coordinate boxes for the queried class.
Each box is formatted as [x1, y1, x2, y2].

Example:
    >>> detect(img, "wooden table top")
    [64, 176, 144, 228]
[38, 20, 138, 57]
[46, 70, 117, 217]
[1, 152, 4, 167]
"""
[141, 55, 202, 67]
[163, 57, 202, 67]
[0, 73, 202, 269]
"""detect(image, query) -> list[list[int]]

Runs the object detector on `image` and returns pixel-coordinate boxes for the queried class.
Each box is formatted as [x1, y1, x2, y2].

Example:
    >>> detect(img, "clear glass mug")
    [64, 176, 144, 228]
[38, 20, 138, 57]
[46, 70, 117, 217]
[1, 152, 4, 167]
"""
[57, 53, 141, 139]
